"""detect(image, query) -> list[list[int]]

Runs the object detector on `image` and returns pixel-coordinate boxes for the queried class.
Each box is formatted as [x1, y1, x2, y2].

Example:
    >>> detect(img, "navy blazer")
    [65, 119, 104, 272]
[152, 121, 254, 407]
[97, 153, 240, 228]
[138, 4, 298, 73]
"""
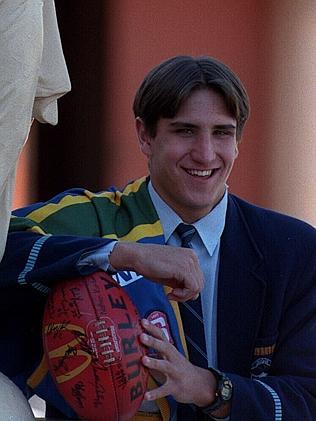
[0, 183, 315, 420]
[217, 195, 316, 420]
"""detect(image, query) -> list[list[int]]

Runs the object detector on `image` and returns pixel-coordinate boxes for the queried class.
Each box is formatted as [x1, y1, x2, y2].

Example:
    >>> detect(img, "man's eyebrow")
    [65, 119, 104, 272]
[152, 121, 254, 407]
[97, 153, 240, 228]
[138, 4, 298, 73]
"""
[169, 122, 197, 128]
[169, 122, 237, 130]
[213, 124, 237, 130]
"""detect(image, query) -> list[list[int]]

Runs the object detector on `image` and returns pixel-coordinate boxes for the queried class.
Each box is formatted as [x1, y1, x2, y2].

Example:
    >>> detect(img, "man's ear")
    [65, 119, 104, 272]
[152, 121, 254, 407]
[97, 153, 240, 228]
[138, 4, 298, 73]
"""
[135, 117, 152, 157]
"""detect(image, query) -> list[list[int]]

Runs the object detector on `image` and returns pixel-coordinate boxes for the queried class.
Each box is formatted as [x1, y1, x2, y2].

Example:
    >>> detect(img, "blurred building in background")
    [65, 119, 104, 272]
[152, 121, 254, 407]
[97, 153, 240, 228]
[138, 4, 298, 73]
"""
[14, 0, 316, 226]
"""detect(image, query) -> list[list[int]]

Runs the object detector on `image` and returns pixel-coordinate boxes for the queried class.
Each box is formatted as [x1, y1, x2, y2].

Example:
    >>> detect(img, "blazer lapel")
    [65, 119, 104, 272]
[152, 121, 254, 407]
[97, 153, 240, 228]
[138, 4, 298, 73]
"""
[217, 195, 266, 375]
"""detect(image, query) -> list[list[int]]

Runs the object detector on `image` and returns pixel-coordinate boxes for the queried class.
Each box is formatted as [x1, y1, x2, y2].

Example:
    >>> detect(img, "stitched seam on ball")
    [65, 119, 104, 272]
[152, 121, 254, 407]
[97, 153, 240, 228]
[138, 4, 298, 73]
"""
[85, 274, 120, 420]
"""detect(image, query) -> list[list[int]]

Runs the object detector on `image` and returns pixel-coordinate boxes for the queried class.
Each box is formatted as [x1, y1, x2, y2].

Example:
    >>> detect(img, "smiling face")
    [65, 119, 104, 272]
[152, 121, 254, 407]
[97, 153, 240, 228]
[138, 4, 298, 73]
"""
[136, 88, 239, 223]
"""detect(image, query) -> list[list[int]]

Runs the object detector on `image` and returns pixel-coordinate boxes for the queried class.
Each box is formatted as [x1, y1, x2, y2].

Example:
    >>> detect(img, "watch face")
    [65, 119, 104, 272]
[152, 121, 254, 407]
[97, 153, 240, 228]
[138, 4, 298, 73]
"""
[221, 378, 233, 401]
[201, 369, 233, 415]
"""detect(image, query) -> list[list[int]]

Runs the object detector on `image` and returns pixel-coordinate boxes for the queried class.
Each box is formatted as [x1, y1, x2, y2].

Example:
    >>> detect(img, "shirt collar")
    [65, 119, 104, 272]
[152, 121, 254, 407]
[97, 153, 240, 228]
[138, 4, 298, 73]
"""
[148, 181, 228, 256]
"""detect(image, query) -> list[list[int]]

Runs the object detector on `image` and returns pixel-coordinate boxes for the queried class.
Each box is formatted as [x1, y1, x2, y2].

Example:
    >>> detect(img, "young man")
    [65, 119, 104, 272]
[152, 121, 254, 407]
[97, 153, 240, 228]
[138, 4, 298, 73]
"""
[1, 56, 315, 420]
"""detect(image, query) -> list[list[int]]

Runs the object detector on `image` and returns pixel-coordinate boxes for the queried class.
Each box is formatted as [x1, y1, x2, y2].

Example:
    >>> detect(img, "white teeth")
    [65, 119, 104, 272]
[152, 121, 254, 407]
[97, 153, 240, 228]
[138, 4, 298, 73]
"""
[187, 169, 213, 177]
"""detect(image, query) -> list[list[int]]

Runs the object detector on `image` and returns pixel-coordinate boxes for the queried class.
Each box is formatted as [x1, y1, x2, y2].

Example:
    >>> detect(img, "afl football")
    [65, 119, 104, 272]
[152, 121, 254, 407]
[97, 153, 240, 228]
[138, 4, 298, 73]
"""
[42, 271, 148, 420]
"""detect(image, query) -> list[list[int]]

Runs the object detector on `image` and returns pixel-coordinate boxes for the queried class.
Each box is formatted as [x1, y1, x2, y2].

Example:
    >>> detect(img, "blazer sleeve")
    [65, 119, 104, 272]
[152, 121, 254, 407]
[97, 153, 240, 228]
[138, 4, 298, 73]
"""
[0, 188, 116, 288]
[228, 240, 316, 420]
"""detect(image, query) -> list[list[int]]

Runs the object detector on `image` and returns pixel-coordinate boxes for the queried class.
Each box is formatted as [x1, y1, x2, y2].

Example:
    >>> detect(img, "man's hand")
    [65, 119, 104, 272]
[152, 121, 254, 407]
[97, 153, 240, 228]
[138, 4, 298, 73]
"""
[139, 319, 216, 407]
[109, 242, 204, 301]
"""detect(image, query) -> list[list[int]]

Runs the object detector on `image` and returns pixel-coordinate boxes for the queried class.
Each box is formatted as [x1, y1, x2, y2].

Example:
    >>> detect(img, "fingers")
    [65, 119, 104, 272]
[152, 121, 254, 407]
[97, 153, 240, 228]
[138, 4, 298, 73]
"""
[140, 332, 167, 355]
[140, 321, 175, 401]
[140, 319, 175, 362]
[119, 243, 204, 300]
[142, 354, 169, 372]
[140, 319, 168, 344]
[140, 319, 215, 406]
[113, 242, 204, 300]
[140, 320, 173, 398]
[144, 379, 171, 401]
[167, 288, 200, 302]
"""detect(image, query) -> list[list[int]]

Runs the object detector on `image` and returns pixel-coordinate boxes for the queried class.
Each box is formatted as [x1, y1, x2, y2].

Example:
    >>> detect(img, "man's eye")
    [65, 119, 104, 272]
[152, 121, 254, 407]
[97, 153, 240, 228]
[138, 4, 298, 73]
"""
[176, 128, 194, 135]
[214, 130, 233, 137]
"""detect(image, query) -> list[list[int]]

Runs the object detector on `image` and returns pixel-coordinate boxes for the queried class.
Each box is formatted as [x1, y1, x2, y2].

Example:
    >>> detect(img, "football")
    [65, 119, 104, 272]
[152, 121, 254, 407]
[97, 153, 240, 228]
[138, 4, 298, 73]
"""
[42, 271, 148, 420]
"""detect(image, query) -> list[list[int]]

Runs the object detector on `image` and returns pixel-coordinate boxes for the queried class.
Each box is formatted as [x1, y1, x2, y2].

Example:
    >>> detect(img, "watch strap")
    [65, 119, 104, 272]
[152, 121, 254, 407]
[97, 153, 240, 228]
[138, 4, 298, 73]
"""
[200, 368, 233, 416]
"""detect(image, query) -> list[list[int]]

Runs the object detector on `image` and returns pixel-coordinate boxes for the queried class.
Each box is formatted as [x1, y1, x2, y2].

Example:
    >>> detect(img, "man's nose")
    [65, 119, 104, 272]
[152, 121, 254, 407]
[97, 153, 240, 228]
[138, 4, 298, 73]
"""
[191, 132, 216, 162]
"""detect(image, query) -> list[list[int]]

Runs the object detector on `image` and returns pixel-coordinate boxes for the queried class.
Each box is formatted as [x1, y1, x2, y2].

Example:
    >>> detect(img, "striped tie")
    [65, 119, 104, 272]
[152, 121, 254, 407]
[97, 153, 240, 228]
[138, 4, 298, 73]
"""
[176, 223, 208, 369]
[176, 224, 208, 420]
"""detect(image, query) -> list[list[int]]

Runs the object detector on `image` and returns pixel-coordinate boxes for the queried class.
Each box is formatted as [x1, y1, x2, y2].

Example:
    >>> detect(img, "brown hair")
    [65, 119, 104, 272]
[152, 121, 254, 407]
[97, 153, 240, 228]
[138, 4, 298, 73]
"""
[133, 55, 250, 141]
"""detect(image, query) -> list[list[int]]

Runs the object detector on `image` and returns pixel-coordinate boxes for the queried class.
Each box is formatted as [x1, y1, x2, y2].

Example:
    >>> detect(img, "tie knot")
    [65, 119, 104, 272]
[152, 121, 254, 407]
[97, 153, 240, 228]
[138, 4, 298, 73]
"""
[176, 223, 196, 248]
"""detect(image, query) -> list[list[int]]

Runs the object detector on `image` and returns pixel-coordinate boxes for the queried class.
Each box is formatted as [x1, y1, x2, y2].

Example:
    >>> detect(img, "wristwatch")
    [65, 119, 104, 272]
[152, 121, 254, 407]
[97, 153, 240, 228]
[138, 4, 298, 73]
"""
[200, 367, 233, 417]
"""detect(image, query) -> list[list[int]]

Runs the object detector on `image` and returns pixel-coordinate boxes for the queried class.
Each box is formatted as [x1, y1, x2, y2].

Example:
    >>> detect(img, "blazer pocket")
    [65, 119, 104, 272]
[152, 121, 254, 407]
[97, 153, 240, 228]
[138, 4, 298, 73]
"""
[251, 334, 278, 379]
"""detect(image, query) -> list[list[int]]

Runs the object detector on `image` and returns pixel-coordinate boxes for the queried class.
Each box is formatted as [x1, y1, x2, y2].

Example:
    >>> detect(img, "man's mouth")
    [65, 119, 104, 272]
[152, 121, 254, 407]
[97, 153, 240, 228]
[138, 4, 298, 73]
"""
[185, 169, 214, 177]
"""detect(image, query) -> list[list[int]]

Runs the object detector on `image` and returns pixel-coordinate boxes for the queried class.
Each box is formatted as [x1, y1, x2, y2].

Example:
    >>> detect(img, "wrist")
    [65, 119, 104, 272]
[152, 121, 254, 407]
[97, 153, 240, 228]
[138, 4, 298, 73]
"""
[109, 241, 140, 272]
[198, 368, 233, 418]
[193, 366, 217, 407]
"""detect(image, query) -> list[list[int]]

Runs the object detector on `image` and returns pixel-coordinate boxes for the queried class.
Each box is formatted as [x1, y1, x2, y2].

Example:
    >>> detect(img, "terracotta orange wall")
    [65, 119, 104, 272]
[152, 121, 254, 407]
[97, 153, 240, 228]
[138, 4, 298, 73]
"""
[262, 0, 316, 225]
[100, 0, 315, 225]
[13, 125, 38, 209]
[14, 1, 316, 226]
[101, 0, 270, 202]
